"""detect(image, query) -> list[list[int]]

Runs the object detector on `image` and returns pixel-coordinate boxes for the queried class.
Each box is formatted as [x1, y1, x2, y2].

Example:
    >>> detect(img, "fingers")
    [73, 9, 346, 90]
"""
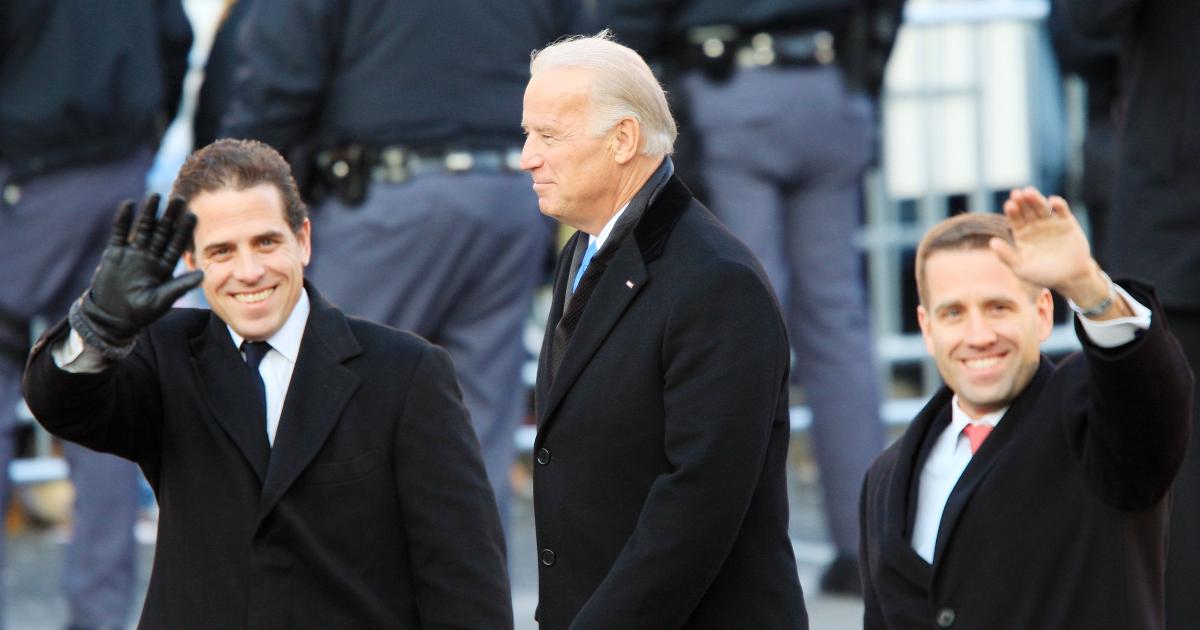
[153, 269, 205, 312]
[148, 196, 186, 255]
[1002, 193, 1024, 230]
[109, 200, 137, 246]
[161, 208, 197, 266]
[1047, 195, 1073, 219]
[1004, 186, 1068, 230]
[988, 236, 1019, 270]
[131, 193, 162, 249]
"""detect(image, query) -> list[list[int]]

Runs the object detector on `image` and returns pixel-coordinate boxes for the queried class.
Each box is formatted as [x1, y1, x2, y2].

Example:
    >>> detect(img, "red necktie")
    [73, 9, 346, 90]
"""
[962, 423, 993, 454]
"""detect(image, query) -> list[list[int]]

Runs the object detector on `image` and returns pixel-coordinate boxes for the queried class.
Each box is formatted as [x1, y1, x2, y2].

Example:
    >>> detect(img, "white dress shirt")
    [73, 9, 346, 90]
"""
[911, 283, 1152, 563]
[53, 290, 312, 447]
[226, 290, 309, 446]
[566, 202, 630, 305]
[591, 201, 629, 251]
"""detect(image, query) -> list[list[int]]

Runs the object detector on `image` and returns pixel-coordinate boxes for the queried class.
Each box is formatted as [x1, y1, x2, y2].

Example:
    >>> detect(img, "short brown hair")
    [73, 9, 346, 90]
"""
[915, 212, 1020, 304]
[172, 139, 307, 243]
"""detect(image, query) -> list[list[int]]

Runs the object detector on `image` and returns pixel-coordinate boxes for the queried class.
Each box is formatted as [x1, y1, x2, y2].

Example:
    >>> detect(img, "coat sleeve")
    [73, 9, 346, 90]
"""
[22, 318, 164, 468]
[219, 0, 337, 155]
[568, 259, 791, 628]
[1072, 280, 1193, 510]
[391, 345, 514, 630]
[156, 0, 193, 124]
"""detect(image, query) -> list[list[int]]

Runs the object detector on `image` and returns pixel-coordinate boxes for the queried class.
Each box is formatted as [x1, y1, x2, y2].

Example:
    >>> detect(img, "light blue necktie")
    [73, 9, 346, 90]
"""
[571, 240, 598, 293]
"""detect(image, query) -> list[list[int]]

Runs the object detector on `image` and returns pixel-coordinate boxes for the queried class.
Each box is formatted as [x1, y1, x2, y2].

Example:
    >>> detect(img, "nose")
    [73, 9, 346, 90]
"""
[519, 136, 541, 172]
[963, 310, 998, 347]
[232, 250, 265, 284]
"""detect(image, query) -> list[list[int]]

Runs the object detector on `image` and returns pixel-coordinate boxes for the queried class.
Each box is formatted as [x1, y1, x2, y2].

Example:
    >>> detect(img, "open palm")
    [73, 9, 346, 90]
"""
[989, 187, 1095, 293]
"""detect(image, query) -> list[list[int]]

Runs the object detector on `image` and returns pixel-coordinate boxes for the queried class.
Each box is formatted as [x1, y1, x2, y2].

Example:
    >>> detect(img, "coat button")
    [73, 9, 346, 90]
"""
[540, 548, 556, 567]
[536, 448, 552, 465]
[936, 608, 956, 627]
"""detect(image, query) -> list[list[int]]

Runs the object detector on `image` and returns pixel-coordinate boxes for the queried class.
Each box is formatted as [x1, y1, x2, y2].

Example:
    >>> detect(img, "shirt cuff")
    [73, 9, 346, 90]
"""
[1070, 283, 1152, 348]
[51, 327, 110, 373]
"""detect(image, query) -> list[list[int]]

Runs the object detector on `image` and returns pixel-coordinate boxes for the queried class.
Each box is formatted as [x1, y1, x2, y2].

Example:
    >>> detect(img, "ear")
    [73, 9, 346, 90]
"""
[183, 250, 197, 271]
[297, 218, 312, 266]
[1035, 288, 1054, 341]
[917, 304, 936, 357]
[610, 116, 641, 165]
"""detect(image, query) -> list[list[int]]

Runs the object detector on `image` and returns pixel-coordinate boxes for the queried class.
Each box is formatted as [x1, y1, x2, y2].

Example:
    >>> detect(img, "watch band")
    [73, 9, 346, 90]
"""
[1079, 272, 1115, 318]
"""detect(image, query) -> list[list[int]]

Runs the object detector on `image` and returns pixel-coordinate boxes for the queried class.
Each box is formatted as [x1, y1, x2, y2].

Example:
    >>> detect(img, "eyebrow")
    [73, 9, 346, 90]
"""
[201, 230, 286, 256]
[932, 300, 962, 314]
[933, 295, 1018, 313]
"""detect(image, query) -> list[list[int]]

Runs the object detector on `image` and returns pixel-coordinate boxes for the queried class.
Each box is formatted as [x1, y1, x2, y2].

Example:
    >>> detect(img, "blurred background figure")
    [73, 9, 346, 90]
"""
[1047, 0, 1120, 256]
[193, 0, 252, 152]
[588, 0, 905, 595]
[1061, 2, 1200, 628]
[219, 0, 582, 534]
[0, 2, 192, 629]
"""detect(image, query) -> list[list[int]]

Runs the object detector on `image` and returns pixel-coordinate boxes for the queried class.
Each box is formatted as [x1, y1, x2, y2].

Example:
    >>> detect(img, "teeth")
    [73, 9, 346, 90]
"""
[234, 288, 272, 304]
[965, 356, 1001, 369]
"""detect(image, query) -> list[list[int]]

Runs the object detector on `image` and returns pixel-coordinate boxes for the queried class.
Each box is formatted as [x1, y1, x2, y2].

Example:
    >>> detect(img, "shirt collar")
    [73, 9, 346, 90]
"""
[591, 202, 629, 250]
[227, 289, 310, 363]
[589, 156, 674, 251]
[949, 395, 1006, 433]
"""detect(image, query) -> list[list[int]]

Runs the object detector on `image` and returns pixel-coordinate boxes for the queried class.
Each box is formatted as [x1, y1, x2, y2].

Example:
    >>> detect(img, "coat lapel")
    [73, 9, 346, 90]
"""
[931, 358, 1054, 563]
[256, 286, 362, 522]
[190, 315, 271, 481]
[879, 387, 954, 584]
[534, 174, 692, 437]
[537, 241, 647, 434]
[535, 231, 580, 427]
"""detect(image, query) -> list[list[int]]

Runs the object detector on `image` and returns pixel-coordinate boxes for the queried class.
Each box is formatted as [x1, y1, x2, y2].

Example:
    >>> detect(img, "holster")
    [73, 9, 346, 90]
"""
[312, 144, 374, 207]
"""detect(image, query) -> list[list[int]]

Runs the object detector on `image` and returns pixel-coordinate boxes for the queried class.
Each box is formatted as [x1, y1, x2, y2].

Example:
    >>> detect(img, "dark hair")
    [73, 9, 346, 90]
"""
[915, 212, 1020, 304]
[172, 138, 307, 245]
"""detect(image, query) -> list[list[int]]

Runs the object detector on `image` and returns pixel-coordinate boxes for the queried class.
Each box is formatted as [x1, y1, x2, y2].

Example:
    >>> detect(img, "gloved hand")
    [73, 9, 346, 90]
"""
[69, 194, 204, 359]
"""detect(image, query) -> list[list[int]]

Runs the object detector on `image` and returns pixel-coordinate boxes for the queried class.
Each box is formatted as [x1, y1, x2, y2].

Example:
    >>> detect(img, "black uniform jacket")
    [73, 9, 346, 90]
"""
[532, 172, 809, 629]
[860, 281, 1193, 630]
[1062, 0, 1200, 311]
[0, 1, 192, 178]
[23, 285, 512, 629]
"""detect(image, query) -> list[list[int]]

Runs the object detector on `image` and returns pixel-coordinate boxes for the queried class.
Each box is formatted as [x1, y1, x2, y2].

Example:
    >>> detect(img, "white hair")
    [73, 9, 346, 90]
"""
[530, 30, 677, 156]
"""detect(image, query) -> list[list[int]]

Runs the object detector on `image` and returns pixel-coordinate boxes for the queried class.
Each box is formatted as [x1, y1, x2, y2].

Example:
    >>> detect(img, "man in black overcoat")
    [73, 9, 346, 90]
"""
[23, 139, 512, 629]
[860, 188, 1192, 630]
[521, 32, 808, 629]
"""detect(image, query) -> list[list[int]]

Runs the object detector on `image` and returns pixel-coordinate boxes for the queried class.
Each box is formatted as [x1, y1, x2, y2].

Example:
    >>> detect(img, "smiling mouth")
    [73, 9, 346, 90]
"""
[233, 288, 273, 304]
[963, 355, 1004, 370]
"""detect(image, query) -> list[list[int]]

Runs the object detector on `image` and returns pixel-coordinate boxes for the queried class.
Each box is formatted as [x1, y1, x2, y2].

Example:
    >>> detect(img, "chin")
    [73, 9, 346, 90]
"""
[232, 319, 274, 342]
[961, 390, 1011, 414]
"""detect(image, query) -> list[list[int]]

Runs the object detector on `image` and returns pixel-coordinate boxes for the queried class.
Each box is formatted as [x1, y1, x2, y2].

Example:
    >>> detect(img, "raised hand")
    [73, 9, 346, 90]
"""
[989, 186, 1121, 316]
[69, 194, 204, 358]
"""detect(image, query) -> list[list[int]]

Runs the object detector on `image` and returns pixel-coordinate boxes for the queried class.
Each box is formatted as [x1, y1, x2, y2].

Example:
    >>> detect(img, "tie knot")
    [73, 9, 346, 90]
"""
[962, 423, 993, 454]
[241, 341, 271, 370]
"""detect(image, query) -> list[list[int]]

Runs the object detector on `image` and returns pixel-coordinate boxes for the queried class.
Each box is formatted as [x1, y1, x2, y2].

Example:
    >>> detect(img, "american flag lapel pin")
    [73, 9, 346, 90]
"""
[625, 280, 635, 289]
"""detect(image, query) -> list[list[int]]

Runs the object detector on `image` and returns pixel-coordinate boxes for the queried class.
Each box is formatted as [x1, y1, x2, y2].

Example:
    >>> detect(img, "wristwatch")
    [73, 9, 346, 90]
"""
[1079, 271, 1115, 318]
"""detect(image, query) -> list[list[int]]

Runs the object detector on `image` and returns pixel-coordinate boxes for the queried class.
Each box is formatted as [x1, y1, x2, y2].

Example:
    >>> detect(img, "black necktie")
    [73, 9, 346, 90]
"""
[241, 341, 271, 422]
[550, 243, 614, 378]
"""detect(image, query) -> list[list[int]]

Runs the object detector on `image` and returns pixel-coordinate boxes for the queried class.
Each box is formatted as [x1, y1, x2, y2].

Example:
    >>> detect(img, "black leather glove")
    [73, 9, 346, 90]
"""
[69, 194, 204, 359]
